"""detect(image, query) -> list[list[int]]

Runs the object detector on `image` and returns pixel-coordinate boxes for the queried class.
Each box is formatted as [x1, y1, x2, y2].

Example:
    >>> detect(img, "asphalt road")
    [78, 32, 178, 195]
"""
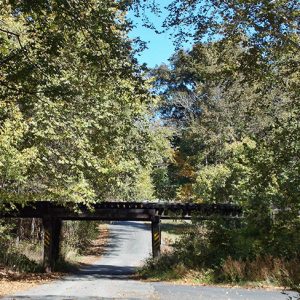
[2, 221, 298, 300]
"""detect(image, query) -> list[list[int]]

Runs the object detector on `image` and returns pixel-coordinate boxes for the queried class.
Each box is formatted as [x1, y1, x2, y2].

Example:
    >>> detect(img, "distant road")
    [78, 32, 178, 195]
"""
[3, 221, 298, 300]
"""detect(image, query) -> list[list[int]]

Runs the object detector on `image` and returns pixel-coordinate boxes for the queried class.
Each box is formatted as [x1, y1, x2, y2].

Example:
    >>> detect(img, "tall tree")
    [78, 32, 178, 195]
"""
[0, 0, 170, 204]
[153, 22, 300, 259]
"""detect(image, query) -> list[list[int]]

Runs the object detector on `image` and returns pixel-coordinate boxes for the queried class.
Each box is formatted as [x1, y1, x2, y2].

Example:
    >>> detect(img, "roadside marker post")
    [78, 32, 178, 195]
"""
[152, 216, 161, 258]
[42, 217, 62, 272]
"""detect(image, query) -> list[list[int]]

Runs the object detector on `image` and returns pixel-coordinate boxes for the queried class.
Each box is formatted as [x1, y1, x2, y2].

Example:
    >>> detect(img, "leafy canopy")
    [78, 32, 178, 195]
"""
[0, 0, 171, 204]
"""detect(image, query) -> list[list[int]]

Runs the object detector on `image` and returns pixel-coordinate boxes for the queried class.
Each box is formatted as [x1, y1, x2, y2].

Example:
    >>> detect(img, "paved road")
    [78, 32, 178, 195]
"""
[2, 221, 298, 300]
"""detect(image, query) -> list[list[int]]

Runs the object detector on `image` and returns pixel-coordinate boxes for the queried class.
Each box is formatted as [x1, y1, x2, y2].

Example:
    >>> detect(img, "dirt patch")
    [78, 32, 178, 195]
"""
[0, 270, 63, 297]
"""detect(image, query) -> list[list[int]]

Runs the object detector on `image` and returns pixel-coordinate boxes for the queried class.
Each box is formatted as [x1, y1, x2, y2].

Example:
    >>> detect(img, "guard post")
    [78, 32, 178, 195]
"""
[151, 216, 161, 258]
[42, 217, 62, 272]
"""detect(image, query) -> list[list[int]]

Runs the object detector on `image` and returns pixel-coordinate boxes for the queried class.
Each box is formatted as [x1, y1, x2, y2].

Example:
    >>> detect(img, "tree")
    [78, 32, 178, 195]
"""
[0, 0, 170, 204]
[153, 33, 300, 259]
[134, 0, 300, 78]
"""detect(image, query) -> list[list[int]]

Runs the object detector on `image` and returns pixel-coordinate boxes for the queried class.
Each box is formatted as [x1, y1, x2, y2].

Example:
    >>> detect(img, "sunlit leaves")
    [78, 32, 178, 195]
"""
[0, 0, 171, 204]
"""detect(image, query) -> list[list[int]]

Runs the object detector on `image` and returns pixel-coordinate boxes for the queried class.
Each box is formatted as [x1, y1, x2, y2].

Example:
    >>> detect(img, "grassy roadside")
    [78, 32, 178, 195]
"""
[160, 219, 193, 253]
[138, 258, 288, 290]
[0, 223, 109, 297]
[138, 220, 298, 291]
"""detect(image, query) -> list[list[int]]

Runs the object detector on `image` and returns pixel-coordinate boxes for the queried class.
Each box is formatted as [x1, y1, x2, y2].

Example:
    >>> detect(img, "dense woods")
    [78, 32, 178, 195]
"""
[143, 38, 300, 286]
[138, 0, 300, 289]
[1, 0, 300, 290]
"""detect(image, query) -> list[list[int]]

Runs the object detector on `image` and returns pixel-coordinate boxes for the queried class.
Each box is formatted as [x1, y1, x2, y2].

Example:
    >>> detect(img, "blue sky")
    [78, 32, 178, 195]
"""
[127, 0, 185, 68]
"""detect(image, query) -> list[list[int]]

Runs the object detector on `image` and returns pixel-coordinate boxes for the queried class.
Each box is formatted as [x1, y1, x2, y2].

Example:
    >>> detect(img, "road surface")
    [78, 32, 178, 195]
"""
[2, 221, 298, 300]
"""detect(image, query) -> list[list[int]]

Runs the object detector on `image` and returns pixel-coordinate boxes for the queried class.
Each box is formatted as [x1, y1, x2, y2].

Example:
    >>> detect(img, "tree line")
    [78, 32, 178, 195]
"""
[138, 0, 300, 288]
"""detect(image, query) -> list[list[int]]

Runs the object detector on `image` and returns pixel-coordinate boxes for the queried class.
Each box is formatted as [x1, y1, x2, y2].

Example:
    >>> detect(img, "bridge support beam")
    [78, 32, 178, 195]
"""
[42, 217, 62, 272]
[151, 216, 161, 258]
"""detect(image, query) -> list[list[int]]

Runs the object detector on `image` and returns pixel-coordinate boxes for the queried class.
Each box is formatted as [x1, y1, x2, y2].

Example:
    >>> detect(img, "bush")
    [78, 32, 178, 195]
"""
[0, 219, 101, 272]
[61, 221, 100, 258]
[0, 251, 42, 273]
[140, 219, 300, 291]
[0, 222, 43, 272]
[139, 254, 188, 280]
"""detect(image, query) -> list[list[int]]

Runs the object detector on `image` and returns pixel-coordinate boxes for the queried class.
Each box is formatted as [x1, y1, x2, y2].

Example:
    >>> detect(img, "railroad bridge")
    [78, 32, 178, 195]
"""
[0, 201, 242, 272]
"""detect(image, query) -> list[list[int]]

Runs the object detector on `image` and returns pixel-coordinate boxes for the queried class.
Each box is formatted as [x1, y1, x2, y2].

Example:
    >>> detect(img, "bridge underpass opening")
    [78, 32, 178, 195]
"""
[0, 201, 242, 272]
[41, 217, 161, 272]
[44, 219, 157, 275]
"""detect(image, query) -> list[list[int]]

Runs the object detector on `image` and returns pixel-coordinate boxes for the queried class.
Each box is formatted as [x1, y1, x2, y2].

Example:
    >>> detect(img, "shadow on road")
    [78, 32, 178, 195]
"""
[69, 264, 137, 280]
[100, 222, 151, 258]
[70, 221, 151, 281]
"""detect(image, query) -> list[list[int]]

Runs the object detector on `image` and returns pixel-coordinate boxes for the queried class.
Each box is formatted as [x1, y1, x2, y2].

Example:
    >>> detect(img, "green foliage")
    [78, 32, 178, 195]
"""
[194, 164, 231, 202]
[135, 0, 300, 81]
[147, 0, 300, 288]
[132, 168, 155, 201]
[152, 166, 172, 200]
[62, 221, 100, 254]
[0, 220, 43, 272]
[141, 223, 300, 289]
[0, 0, 171, 204]
[0, 219, 102, 272]
[0, 103, 38, 202]
[0, 221, 12, 247]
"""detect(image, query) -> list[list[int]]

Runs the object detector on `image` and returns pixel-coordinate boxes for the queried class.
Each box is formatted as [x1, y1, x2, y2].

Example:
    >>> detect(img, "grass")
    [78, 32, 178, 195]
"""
[0, 222, 109, 274]
[139, 221, 300, 293]
[139, 254, 300, 291]
[160, 220, 193, 252]
[0, 240, 44, 273]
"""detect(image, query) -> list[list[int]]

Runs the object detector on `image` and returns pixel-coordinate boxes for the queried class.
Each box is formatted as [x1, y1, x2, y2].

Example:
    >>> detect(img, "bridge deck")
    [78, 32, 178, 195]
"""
[0, 201, 242, 220]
